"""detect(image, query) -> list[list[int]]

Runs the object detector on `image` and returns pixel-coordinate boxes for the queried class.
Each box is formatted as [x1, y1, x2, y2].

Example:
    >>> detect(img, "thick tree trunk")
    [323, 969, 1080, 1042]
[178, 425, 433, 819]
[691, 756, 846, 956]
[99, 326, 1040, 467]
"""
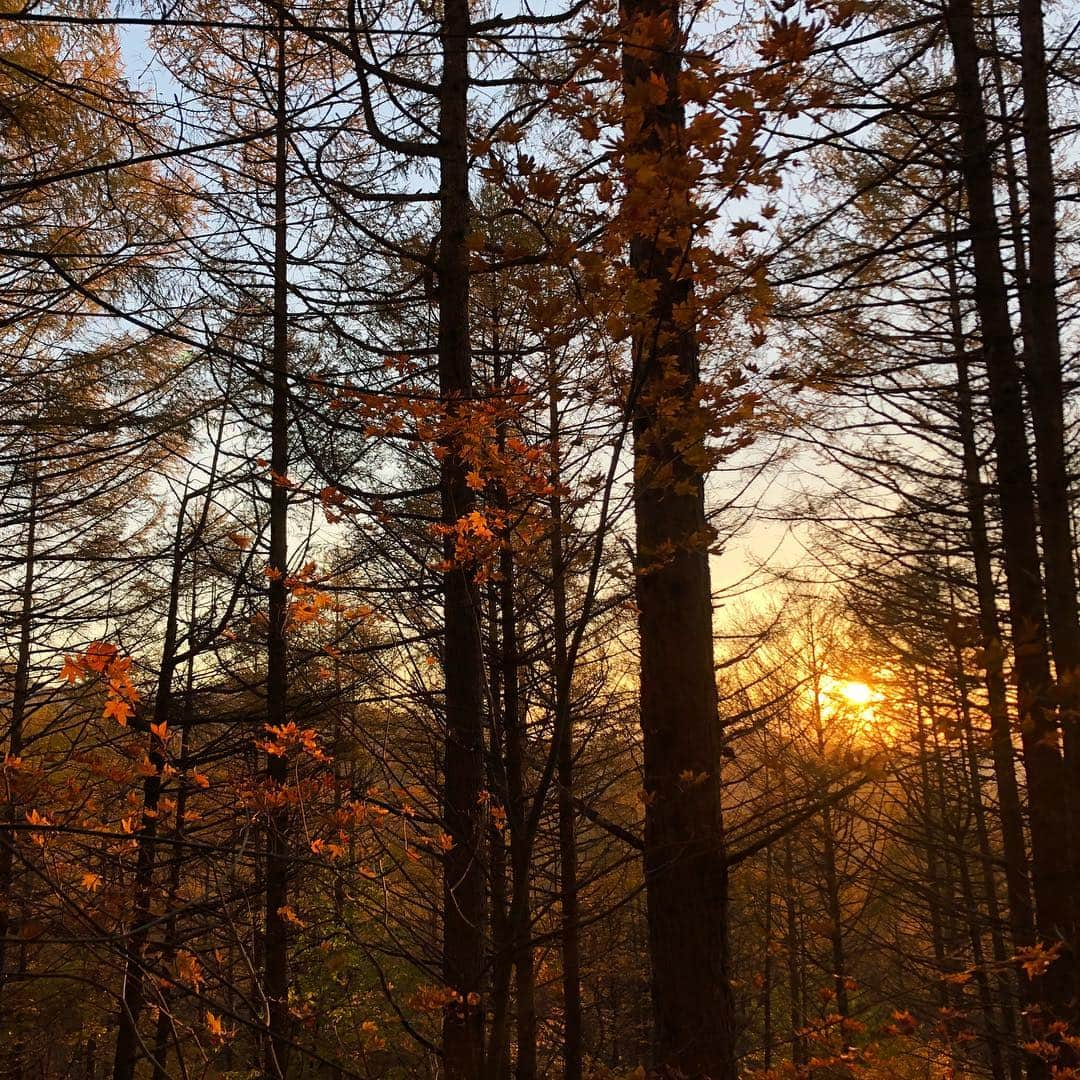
[622, 0, 734, 1071]
[1016, 0, 1080, 961]
[944, 0, 1074, 1027]
[948, 266, 1034, 954]
[438, 0, 486, 1073]
[948, 258, 1033, 1078]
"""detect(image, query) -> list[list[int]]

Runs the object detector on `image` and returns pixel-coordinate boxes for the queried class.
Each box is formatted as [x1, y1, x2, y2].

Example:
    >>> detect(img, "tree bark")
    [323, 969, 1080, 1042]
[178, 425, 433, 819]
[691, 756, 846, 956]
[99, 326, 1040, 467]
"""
[783, 832, 805, 1068]
[808, 639, 850, 1043]
[438, 0, 486, 1072]
[500, 542, 537, 1080]
[263, 13, 292, 1074]
[622, 0, 735, 1071]
[944, 0, 1074, 1026]
[550, 372, 583, 1080]
[112, 506, 186, 1080]
[948, 252, 1034, 954]
[1016, 0, 1080, 966]
[0, 466, 35, 1080]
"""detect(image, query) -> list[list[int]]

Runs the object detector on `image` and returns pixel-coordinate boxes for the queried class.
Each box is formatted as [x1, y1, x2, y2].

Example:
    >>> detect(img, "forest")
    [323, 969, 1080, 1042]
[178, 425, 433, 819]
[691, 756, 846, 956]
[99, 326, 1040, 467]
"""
[1, 0, 1078, 1076]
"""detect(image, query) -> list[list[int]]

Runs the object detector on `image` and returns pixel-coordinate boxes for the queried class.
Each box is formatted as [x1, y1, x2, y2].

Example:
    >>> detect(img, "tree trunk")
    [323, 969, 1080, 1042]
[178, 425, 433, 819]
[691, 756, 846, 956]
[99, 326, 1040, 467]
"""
[486, 585, 512, 1080]
[622, 0, 735, 1070]
[808, 656, 850, 1043]
[914, 673, 949, 1015]
[112, 510, 185, 1080]
[0, 467, 35, 1080]
[151, 664, 195, 1080]
[944, 0, 1074, 1026]
[762, 841, 774, 1071]
[438, 0, 486, 1071]
[948, 604, 1024, 1080]
[783, 832, 805, 1068]
[500, 542, 537, 1080]
[550, 373, 583, 1080]
[947, 249, 1034, 955]
[1016, 0, 1080, 977]
[263, 13, 291, 1074]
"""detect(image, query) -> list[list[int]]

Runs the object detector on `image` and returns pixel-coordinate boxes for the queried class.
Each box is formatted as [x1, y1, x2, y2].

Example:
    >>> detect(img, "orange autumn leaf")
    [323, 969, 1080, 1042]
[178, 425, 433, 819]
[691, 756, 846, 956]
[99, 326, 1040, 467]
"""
[103, 698, 133, 726]
[83, 641, 119, 673]
[60, 655, 83, 685]
[206, 1011, 228, 1041]
[277, 904, 305, 928]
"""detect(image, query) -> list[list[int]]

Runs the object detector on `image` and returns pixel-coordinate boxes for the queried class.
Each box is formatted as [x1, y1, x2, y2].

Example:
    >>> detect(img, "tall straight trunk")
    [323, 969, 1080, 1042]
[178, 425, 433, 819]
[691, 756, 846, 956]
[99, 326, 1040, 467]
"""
[0, 467, 35, 1080]
[112, 513, 186, 1080]
[151, 664, 195, 1080]
[762, 841, 774, 1071]
[500, 542, 537, 1080]
[621, 0, 734, 1070]
[957, 693, 1019, 1080]
[943, 0, 1074, 1024]
[1016, 0, 1080, 956]
[263, 14, 291, 1075]
[438, 0, 485, 1073]
[948, 225, 1033, 1076]
[947, 243, 1034, 953]
[782, 834, 805, 1068]
[948, 609, 1023, 1080]
[808, 636, 850, 1035]
[549, 374, 583, 1080]
[489, 346, 536, 1080]
[986, 8, 1080, 926]
[915, 675, 949, 1013]
[486, 586, 513, 1080]
[956, 847, 1007, 1080]
[819, 806, 848, 1033]
[937, 651, 1009, 1080]
[487, 823, 512, 1080]
[930, 705, 969, 1073]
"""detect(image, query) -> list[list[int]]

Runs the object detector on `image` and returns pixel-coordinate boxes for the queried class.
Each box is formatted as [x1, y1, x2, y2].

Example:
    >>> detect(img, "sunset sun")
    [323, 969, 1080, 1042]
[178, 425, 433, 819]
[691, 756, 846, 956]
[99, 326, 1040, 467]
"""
[839, 680, 874, 707]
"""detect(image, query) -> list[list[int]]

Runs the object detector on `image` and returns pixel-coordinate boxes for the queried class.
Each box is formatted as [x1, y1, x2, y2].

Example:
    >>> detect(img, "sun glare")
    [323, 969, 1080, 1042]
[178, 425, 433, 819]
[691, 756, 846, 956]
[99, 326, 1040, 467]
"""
[818, 676, 891, 742]
[839, 680, 874, 706]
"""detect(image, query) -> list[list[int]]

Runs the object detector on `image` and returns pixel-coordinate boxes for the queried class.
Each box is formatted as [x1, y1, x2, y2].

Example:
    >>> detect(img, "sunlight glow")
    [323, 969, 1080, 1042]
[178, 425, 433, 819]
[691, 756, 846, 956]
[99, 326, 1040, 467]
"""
[839, 680, 874, 706]
[817, 676, 892, 744]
